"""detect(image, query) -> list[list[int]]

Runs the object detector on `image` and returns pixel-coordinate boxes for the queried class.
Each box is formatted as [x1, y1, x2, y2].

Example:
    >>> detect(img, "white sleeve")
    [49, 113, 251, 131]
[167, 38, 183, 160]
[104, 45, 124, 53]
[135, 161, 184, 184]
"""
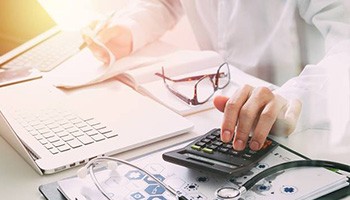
[275, 0, 350, 132]
[110, 0, 183, 52]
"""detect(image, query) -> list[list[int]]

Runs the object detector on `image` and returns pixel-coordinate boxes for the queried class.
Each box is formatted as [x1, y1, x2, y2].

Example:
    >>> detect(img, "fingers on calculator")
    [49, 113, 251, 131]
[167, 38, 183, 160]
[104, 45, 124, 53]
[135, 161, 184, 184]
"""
[163, 128, 278, 175]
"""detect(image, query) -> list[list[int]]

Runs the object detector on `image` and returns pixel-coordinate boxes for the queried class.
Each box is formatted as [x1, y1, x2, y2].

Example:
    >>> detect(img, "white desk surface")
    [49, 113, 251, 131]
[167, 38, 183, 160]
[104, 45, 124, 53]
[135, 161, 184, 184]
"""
[1, 105, 350, 199]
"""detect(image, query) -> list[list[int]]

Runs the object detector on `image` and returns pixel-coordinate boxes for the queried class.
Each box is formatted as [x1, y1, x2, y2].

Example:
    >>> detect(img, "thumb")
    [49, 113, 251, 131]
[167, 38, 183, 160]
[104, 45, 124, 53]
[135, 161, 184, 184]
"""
[284, 99, 302, 132]
[213, 95, 229, 112]
[272, 99, 302, 136]
[97, 26, 123, 43]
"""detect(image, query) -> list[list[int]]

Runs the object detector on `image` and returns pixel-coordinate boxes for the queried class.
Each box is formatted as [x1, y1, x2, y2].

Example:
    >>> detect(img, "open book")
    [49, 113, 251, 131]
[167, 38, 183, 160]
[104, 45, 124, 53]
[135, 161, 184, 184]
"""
[47, 42, 275, 115]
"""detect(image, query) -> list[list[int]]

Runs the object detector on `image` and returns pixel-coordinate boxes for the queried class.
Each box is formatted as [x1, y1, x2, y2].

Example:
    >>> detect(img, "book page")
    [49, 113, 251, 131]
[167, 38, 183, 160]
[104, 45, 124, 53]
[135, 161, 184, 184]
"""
[45, 41, 180, 89]
[118, 50, 224, 89]
[47, 40, 222, 90]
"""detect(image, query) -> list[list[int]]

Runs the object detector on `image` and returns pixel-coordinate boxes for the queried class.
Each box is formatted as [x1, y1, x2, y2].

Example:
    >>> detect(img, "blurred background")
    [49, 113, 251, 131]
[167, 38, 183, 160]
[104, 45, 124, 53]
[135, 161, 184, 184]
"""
[38, 0, 350, 147]
[38, 0, 199, 50]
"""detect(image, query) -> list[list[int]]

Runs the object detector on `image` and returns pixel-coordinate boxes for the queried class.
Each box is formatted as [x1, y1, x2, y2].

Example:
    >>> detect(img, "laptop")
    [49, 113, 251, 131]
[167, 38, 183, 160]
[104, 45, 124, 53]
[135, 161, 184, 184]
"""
[0, 79, 194, 175]
[0, 0, 83, 72]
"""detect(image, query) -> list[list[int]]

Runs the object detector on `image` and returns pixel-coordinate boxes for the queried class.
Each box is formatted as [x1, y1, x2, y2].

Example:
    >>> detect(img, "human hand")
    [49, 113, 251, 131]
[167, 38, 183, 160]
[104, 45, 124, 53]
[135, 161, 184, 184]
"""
[81, 22, 132, 65]
[213, 85, 302, 151]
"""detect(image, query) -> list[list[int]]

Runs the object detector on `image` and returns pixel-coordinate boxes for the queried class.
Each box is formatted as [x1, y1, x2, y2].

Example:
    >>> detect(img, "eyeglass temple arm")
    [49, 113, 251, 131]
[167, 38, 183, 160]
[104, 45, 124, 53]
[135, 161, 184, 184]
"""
[158, 68, 195, 105]
[155, 71, 224, 83]
[164, 83, 194, 105]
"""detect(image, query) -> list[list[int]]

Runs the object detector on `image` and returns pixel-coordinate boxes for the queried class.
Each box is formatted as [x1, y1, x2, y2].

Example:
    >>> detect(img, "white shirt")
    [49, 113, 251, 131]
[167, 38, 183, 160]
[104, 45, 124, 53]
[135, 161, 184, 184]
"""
[113, 0, 350, 132]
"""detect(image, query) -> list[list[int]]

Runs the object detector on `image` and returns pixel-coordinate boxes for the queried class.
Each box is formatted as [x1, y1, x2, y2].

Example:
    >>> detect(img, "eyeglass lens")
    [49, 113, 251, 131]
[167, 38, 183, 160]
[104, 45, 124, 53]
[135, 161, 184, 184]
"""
[217, 63, 230, 89]
[196, 76, 215, 103]
[196, 63, 230, 104]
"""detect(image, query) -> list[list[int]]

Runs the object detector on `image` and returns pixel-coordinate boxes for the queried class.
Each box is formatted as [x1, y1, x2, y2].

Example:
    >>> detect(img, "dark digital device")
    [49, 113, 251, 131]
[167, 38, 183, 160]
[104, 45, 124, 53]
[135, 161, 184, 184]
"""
[163, 128, 278, 175]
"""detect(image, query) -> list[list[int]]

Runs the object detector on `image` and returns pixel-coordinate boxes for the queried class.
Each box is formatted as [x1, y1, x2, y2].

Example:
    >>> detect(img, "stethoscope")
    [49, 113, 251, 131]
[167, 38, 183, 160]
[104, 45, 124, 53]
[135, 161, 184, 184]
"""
[78, 157, 188, 200]
[215, 160, 350, 199]
[78, 157, 350, 200]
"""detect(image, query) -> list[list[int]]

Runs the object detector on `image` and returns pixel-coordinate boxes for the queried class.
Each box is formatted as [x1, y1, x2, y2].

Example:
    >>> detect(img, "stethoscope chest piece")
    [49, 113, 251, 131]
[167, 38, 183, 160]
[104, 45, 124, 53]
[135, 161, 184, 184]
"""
[215, 186, 243, 200]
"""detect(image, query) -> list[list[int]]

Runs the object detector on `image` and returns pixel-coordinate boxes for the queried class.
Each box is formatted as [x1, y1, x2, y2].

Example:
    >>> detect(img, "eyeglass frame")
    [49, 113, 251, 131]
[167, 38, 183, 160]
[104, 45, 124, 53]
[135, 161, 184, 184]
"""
[155, 62, 231, 106]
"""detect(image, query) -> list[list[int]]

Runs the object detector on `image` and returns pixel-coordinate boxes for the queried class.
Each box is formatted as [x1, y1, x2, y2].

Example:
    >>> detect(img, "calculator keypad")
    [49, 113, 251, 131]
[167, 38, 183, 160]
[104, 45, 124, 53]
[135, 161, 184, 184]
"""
[186, 128, 277, 168]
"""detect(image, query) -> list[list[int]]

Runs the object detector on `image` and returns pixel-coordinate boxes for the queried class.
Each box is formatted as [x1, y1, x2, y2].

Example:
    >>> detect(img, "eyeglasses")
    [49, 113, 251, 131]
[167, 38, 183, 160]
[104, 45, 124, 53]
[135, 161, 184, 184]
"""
[155, 62, 231, 105]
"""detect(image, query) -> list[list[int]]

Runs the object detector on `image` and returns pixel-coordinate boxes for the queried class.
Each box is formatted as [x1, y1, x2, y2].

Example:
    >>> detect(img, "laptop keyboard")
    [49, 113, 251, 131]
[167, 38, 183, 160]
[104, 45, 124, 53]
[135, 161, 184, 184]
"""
[10, 107, 117, 155]
[3, 32, 82, 72]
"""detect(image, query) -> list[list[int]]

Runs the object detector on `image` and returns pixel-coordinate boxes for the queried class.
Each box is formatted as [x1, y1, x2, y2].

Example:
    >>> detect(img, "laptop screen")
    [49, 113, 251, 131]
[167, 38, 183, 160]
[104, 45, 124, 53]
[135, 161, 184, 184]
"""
[0, 0, 56, 56]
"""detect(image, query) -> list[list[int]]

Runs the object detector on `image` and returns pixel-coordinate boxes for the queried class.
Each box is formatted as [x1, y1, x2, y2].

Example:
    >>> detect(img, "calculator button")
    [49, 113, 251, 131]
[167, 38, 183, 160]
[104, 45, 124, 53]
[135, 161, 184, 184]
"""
[229, 150, 240, 156]
[195, 142, 206, 147]
[201, 138, 211, 143]
[248, 150, 257, 154]
[206, 135, 216, 140]
[202, 147, 214, 154]
[213, 141, 223, 146]
[212, 131, 220, 137]
[191, 145, 201, 151]
[218, 147, 229, 153]
[243, 153, 252, 159]
[223, 144, 233, 149]
[207, 145, 218, 150]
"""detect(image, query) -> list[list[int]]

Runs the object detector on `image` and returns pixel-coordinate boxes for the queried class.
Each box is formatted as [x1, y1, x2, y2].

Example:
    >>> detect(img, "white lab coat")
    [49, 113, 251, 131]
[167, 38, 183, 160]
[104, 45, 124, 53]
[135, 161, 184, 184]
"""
[113, 0, 350, 133]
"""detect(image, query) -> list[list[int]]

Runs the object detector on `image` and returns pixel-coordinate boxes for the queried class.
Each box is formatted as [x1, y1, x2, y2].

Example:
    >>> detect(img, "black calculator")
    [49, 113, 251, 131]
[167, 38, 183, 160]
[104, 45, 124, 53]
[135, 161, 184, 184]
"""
[163, 128, 278, 175]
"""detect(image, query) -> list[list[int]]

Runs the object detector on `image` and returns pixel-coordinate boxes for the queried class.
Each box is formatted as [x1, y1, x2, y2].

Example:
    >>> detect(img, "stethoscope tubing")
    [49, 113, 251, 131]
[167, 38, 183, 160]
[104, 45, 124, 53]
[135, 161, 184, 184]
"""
[81, 157, 350, 200]
[243, 159, 350, 190]
[84, 157, 182, 200]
